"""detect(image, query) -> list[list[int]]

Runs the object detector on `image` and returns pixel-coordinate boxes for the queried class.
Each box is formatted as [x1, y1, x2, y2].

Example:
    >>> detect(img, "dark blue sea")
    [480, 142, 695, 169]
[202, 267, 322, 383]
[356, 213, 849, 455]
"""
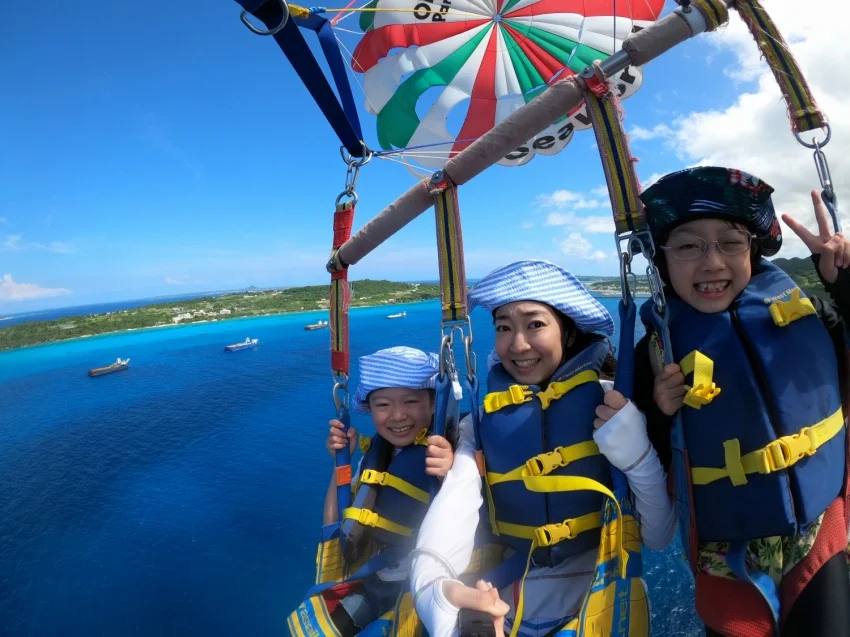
[0, 299, 702, 636]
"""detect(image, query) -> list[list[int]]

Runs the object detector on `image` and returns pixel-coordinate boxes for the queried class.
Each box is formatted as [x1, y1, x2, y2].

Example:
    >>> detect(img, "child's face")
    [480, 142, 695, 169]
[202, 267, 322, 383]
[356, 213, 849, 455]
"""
[368, 387, 433, 447]
[494, 301, 566, 386]
[663, 218, 753, 314]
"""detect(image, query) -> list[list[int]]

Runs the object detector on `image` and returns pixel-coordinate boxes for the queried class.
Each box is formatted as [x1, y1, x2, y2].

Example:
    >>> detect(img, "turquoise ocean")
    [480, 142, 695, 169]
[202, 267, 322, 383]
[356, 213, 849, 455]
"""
[0, 298, 702, 635]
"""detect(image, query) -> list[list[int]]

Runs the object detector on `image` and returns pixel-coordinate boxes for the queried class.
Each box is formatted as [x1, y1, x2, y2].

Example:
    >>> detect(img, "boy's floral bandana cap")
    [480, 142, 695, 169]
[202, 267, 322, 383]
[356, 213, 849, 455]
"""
[640, 166, 782, 257]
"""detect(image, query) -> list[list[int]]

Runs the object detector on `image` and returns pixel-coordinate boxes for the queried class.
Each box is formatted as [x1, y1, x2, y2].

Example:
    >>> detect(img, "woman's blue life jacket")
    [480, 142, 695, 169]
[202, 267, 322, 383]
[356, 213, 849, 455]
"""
[479, 337, 615, 567]
[641, 259, 846, 542]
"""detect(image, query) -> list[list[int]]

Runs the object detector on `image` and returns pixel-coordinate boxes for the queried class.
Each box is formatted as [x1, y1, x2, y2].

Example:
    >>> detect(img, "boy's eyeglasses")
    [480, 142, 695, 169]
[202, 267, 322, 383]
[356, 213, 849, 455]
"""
[660, 229, 756, 262]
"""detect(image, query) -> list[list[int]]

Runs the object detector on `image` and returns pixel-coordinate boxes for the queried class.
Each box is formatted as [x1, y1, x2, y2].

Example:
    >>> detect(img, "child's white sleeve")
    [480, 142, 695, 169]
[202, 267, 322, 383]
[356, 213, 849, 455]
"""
[410, 413, 482, 637]
[594, 384, 676, 551]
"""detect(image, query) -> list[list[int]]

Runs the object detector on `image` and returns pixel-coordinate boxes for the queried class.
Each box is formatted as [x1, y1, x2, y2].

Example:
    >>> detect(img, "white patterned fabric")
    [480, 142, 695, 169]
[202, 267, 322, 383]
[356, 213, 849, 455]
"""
[468, 260, 614, 335]
[352, 346, 440, 412]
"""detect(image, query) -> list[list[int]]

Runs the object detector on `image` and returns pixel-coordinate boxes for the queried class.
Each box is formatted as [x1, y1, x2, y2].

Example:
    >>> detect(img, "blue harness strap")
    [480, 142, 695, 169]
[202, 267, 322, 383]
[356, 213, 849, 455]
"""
[431, 373, 457, 498]
[234, 0, 365, 158]
[611, 299, 636, 496]
[334, 408, 352, 515]
[727, 540, 781, 632]
[651, 304, 695, 565]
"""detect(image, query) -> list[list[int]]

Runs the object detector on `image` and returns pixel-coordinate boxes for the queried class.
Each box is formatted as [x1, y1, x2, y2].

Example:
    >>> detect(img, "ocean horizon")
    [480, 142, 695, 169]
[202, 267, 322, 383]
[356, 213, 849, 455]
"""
[0, 297, 700, 636]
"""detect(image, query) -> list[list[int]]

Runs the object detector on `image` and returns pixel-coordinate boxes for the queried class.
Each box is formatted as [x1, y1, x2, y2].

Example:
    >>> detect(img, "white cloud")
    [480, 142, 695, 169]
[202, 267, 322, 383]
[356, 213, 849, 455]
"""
[164, 275, 198, 285]
[589, 185, 610, 199]
[659, 0, 849, 257]
[629, 123, 674, 142]
[1, 234, 75, 253]
[0, 274, 70, 301]
[521, 221, 534, 229]
[558, 233, 610, 261]
[545, 213, 614, 234]
[642, 172, 665, 189]
[537, 190, 602, 210]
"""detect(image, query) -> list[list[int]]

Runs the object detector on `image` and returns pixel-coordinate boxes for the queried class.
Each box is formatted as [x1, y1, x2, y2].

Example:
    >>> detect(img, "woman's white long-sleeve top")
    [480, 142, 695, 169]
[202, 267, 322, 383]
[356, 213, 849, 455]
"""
[410, 381, 676, 637]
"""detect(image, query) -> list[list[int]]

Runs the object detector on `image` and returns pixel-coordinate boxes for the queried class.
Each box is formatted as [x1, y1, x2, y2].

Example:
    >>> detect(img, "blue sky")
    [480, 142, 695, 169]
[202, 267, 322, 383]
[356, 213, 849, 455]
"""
[1, 0, 835, 313]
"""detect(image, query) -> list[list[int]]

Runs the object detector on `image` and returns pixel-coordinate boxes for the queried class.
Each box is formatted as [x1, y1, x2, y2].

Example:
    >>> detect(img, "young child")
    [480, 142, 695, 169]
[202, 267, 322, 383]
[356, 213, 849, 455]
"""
[632, 166, 850, 636]
[410, 260, 676, 637]
[316, 346, 455, 635]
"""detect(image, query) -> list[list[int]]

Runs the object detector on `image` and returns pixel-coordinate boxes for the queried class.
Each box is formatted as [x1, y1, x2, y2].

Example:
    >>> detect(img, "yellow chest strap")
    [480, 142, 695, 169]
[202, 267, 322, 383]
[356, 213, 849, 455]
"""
[483, 369, 599, 413]
[692, 407, 845, 486]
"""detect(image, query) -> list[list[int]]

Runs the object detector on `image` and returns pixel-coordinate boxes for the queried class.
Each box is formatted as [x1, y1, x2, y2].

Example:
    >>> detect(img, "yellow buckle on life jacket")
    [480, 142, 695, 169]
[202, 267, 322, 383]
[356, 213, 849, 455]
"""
[483, 385, 532, 413]
[342, 507, 414, 537]
[680, 350, 721, 409]
[522, 440, 601, 477]
[359, 469, 430, 504]
[533, 512, 603, 547]
[536, 370, 599, 410]
[691, 407, 845, 486]
[769, 288, 816, 327]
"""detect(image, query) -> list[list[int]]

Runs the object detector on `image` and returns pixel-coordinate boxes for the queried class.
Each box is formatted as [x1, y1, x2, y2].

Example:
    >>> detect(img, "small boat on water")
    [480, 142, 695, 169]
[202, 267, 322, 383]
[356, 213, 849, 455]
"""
[225, 337, 259, 352]
[88, 358, 130, 377]
[305, 320, 328, 331]
[387, 311, 407, 319]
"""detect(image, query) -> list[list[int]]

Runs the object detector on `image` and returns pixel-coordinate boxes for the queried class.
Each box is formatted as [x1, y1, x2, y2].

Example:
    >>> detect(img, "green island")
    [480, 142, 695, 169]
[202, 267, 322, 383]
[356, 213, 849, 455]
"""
[583, 256, 822, 297]
[0, 280, 441, 351]
[0, 258, 822, 351]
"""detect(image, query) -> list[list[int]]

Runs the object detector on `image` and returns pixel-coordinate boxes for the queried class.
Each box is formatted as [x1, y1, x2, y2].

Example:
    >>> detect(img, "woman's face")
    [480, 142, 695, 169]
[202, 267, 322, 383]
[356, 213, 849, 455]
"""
[494, 301, 566, 386]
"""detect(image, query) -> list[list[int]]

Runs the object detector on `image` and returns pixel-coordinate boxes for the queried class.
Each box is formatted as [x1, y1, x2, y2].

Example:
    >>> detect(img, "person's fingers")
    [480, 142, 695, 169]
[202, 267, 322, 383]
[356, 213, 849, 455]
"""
[781, 212, 823, 253]
[595, 404, 618, 421]
[603, 390, 627, 410]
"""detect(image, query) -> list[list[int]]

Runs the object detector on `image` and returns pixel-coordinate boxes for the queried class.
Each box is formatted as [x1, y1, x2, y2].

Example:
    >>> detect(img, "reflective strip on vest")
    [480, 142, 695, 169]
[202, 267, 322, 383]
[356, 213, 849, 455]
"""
[691, 407, 845, 486]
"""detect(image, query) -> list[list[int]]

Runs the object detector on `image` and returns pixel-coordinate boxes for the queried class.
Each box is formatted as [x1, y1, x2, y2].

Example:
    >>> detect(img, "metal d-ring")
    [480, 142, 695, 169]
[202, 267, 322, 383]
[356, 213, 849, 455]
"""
[240, 0, 290, 36]
[794, 122, 831, 150]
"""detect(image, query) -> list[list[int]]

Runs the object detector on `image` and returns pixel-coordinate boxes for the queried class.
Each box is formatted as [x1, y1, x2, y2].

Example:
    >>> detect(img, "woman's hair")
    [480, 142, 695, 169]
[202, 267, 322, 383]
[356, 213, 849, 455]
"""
[557, 312, 617, 381]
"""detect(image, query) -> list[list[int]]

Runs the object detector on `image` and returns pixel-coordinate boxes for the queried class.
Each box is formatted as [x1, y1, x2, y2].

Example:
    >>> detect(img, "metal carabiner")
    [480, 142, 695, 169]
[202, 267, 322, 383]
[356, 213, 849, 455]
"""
[240, 0, 290, 36]
[333, 377, 350, 414]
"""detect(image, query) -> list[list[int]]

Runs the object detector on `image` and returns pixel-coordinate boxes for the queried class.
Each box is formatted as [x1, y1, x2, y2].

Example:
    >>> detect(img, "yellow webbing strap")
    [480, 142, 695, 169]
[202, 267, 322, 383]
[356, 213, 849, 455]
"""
[506, 475, 627, 637]
[691, 0, 730, 32]
[582, 85, 644, 236]
[769, 288, 817, 327]
[733, 0, 826, 134]
[537, 371, 599, 410]
[359, 469, 430, 504]
[342, 507, 413, 537]
[692, 407, 845, 486]
[431, 175, 468, 323]
[680, 350, 721, 409]
[483, 385, 532, 413]
[487, 440, 601, 485]
[494, 510, 602, 543]
[483, 370, 599, 414]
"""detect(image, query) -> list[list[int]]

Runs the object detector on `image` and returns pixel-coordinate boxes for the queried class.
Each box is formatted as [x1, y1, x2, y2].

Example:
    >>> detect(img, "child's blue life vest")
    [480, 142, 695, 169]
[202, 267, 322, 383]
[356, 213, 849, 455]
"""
[641, 259, 845, 541]
[340, 432, 432, 563]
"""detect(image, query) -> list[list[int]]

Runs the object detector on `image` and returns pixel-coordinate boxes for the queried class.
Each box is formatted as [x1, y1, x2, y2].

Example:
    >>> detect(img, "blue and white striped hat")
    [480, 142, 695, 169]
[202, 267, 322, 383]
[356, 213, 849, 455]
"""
[352, 346, 440, 412]
[469, 260, 614, 335]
